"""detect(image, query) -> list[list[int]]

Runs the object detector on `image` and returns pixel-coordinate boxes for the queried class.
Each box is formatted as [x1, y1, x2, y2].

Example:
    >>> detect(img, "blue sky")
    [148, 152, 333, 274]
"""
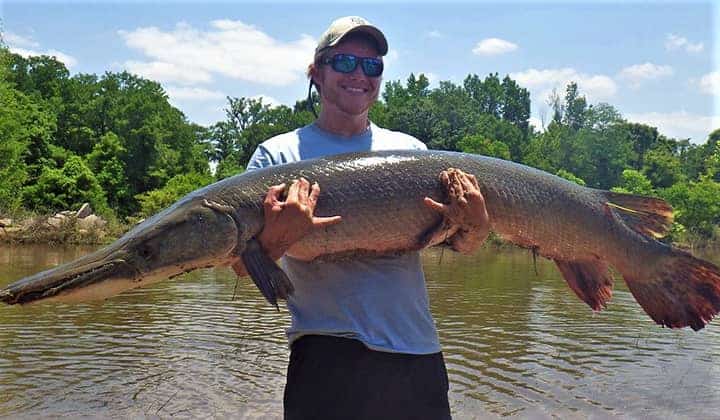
[2, 1, 717, 143]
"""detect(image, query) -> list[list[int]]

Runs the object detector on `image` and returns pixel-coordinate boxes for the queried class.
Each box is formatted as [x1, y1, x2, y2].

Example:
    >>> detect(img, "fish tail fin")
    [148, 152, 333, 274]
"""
[241, 238, 294, 310]
[554, 259, 614, 311]
[623, 248, 720, 330]
[603, 191, 673, 238]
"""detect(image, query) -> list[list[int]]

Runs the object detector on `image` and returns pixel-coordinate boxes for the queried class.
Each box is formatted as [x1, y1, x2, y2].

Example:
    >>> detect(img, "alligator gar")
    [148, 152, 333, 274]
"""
[2, 150, 719, 330]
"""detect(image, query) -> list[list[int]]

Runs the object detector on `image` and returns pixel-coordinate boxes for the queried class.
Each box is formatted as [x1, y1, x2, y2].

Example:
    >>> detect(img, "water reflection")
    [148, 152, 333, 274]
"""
[1, 244, 719, 418]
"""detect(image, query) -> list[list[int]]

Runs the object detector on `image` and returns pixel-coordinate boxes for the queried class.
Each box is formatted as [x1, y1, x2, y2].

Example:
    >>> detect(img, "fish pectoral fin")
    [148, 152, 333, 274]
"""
[603, 191, 673, 239]
[418, 218, 460, 249]
[554, 259, 614, 311]
[240, 238, 294, 310]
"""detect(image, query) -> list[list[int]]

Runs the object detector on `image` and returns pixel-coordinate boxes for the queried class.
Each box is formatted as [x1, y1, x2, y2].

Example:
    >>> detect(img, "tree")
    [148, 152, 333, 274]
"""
[556, 169, 586, 186]
[382, 75, 435, 145]
[457, 134, 511, 160]
[135, 172, 214, 217]
[662, 177, 720, 239]
[642, 147, 684, 188]
[611, 169, 654, 195]
[622, 122, 658, 168]
[427, 81, 475, 151]
[6, 54, 70, 104]
[470, 114, 524, 161]
[85, 132, 130, 211]
[562, 82, 587, 131]
[22, 155, 109, 214]
[0, 49, 30, 212]
[500, 75, 531, 136]
[464, 73, 502, 118]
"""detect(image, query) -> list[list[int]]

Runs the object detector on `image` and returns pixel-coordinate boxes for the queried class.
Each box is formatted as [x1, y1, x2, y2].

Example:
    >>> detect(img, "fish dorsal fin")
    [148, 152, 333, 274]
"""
[555, 259, 614, 311]
[603, 191, 674, 239]
[241, 238, 294, 310]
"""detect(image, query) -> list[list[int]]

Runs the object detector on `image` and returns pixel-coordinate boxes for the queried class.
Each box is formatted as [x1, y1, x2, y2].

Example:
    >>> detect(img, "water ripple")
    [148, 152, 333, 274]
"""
[1, 245, 720, 418]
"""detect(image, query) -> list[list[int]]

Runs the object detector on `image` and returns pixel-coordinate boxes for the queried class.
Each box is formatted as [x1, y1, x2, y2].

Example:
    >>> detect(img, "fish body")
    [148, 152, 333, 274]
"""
[2, 150, 719, 330]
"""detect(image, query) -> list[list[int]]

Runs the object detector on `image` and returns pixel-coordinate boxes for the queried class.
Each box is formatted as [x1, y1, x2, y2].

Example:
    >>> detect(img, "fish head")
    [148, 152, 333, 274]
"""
[0, 198, 241, 305]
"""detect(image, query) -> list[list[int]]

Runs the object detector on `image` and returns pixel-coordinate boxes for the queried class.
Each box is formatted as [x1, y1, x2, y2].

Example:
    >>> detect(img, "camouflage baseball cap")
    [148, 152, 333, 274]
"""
[315, 16, 388, 56]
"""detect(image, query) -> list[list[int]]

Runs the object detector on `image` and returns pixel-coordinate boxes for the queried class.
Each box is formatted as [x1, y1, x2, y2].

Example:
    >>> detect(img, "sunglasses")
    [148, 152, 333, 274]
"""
[321, 53, 384, 78]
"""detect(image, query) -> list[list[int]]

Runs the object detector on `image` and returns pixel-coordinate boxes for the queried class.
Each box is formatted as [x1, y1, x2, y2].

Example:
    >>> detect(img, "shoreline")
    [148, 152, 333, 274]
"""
[1, 220, 718, 252]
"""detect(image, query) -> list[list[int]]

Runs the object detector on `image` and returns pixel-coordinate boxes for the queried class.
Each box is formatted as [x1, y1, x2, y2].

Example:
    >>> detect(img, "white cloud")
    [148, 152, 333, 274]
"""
[472, 38, 518, 56]
[4, 32, 39, 48]
[119, 20, 316, 86]
[510, 67, 617, 105]
[625, 111, 719, 143]
[617, 62, 673, 88]
[165, 86, 225, 101]
[4, 32, 77, 68]
[124, 60, 213, 85]
[384, 49, 399, 66]
[665, 33, 704, 53]
[9, 46, 78, 69]
[426, 30, 443, 39]
[698, 71, 720, 96]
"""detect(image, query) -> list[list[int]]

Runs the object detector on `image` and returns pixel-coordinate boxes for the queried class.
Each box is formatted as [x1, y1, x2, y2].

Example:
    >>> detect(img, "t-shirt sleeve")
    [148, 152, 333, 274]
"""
[246, 145, 274, 172]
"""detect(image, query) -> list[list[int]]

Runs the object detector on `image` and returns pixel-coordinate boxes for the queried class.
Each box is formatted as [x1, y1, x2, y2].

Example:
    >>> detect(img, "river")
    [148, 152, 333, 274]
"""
[1, 244, 719, 418]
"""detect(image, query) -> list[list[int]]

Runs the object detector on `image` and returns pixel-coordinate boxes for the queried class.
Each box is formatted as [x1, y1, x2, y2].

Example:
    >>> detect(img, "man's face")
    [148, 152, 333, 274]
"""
[314, 37, 382, 117]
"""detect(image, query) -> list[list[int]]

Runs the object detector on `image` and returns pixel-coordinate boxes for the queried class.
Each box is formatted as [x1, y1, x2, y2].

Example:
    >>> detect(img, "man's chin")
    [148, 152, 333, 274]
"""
[338, 103, 372, 117]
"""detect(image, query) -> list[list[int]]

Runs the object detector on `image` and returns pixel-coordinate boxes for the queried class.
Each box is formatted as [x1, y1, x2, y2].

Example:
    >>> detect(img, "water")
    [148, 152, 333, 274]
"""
[1, 244, 719, 418]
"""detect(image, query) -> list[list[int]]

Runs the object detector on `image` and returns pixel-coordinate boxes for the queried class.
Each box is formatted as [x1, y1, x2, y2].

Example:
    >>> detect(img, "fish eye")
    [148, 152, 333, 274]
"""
[140, 245, 153, 259]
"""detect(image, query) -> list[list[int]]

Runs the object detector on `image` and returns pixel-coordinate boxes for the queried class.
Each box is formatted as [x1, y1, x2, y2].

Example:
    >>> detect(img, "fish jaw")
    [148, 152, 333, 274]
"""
[0, 198, 241, 305]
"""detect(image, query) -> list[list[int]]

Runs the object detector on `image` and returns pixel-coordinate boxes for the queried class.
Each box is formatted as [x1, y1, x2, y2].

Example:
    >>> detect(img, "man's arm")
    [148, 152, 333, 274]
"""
[424, 169, 490, 255]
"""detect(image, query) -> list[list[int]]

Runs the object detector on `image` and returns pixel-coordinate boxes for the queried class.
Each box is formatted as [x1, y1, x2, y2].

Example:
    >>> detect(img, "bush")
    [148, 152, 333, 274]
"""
[135, 172, 214, 217]
[22, 155, 109, 215]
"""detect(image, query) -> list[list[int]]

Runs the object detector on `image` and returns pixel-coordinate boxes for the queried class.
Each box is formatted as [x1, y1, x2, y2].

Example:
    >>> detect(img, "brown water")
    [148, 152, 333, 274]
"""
[1, 244, 719, 419]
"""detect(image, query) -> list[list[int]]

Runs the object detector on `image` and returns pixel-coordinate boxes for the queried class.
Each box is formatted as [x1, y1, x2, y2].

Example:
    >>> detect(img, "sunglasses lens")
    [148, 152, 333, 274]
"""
[333, 54, 357, 73]
[361, 58, 383, 77]
[326, 54, 383, 77]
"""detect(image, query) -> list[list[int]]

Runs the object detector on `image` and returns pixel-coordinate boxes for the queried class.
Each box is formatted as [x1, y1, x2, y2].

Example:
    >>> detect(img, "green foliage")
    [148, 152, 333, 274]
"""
[85, 132, 130, 211]
[215, 159, 245, 181]
[662, 177, 720, 239]
[642, 147, 683, 188]
[706, 137, 720, 180]
[0, 50, 29, 212]
[562, 82, 588, 131]
[458, 134, 511, 160]
[622, 122, 659, 168]
[556, 169, 586, 186]
[135, 172, 214, 217]
[205, 97, 308, 170]
[471, 114, 524, 161]
[611, 169, 654, 195]
[22, 155, 109, 214]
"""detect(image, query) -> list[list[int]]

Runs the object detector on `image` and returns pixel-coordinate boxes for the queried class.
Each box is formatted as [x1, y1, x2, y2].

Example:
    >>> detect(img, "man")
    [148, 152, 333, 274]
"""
[232, 16, 490, 419]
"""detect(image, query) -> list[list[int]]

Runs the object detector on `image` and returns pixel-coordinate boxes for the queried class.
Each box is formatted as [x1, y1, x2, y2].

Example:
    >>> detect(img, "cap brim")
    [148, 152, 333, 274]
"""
[329, 25, 388, 56]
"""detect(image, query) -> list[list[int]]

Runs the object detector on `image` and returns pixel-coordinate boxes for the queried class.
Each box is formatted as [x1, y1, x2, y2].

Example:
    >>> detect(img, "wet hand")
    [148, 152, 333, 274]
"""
[260, 177, 342, 255]
[232, 178, 341, 277]
[424, 168, 490, 254]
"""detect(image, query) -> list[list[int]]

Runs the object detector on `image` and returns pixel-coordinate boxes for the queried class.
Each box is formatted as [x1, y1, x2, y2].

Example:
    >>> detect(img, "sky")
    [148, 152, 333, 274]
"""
[1, 1, 718, 143]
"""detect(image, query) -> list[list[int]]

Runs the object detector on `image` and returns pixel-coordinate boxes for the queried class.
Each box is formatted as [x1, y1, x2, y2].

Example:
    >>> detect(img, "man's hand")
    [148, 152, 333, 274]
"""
[232, 178, 342, 276]
[424, 168, 490, 254]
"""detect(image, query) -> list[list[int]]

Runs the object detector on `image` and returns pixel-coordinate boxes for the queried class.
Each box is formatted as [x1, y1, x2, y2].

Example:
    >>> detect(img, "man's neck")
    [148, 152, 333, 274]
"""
[315, 110, 370, 138]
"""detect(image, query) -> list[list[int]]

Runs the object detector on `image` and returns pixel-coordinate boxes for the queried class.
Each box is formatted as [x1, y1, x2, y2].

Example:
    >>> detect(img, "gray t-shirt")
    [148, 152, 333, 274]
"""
[246, 122, 440, 354]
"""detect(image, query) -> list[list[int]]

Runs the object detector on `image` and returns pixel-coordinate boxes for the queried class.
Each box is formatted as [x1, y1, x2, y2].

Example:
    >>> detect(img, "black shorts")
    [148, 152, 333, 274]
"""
[284, 335, 451, 420]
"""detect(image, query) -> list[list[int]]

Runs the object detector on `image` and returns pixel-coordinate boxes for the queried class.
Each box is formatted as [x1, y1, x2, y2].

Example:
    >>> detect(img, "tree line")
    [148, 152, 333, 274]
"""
[1, 47, 718, 243]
